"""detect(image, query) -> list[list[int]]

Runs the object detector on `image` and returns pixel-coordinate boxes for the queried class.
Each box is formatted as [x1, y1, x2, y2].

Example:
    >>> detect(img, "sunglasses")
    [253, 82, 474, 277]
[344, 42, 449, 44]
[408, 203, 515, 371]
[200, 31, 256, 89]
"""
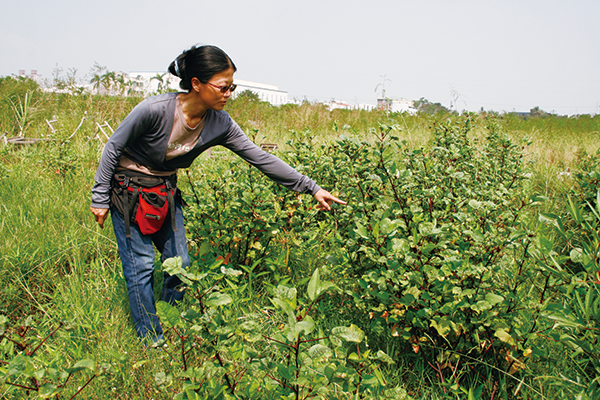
[207, 82, 237, 93]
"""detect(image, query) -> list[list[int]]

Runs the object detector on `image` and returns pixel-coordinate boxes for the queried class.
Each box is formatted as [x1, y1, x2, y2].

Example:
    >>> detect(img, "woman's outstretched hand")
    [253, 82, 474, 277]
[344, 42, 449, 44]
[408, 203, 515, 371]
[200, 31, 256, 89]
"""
[313, 189, 347, 211]
[91, 207, 109, 229]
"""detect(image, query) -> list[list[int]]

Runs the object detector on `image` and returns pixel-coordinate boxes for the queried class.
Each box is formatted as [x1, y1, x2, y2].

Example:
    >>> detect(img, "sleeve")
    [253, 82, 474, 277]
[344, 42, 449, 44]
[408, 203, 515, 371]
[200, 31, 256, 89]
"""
[90, 100, 154, 208]
[220, 120, 322, 195]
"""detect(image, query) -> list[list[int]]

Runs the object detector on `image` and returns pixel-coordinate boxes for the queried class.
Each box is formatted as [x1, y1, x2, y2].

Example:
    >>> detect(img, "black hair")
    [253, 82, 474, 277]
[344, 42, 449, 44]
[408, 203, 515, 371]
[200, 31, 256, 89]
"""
[168, 45, 237, 91]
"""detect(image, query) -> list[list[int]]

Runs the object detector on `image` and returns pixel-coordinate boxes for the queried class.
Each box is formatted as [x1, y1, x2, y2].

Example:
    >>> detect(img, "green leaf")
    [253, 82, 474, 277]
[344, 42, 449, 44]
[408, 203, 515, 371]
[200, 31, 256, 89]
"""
[276, 363, 295, 380]
[288, 316, 315, 341]
[355, 223, 369, 239]
[371, 350, 395, 364]
[308, 344, 333, 361]
[324, 365, 335, 382]
[134, 360, 151, 370]
[307, 269, 337, 301]
[362, 374, 380, 385]
[485, 293, 504, 306]
[494, 329, 515, 346]
[66, 359, 95, 373]
[220, 266, 243, 277]
[33, 368, 45, 381]
[156, 301, 182, 328]
[430, 318, 453, 337]
[162, 256, 183, 274]
[468, 199, 481, 209]
[471, 229, 484, 242]
[155, 371, 173, 387]
[39, 383, 60, 399]
[204, 292, 232, 307]
[332, 324, 365, 343]
[307, 268, 320, 301]
[570, 248, 584, 264]
[471, 300, 492, 312]
[274, 285, 297, 302]
[271, 298, 296, 322]
[198, 241, 211, 257]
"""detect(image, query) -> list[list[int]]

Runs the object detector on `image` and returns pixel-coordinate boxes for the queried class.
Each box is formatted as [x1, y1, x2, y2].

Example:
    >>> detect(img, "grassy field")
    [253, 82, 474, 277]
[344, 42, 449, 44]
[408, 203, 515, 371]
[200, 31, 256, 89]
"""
[1, 77, 600, 399]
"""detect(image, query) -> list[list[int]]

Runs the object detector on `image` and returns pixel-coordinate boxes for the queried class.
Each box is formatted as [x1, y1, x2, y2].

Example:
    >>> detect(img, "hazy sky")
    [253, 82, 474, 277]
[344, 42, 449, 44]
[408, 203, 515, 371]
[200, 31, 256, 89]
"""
[1, 0, 599, 115]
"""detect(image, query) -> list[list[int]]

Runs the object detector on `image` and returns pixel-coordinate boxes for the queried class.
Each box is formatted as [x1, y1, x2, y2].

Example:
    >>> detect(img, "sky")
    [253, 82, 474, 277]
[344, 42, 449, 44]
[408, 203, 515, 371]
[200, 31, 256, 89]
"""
[1, 0, 599, 115]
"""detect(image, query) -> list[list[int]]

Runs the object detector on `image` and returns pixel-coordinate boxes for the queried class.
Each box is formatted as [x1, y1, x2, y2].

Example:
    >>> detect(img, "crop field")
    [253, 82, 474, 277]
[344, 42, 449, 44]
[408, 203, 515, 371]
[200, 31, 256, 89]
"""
[1, 75, 600, 399]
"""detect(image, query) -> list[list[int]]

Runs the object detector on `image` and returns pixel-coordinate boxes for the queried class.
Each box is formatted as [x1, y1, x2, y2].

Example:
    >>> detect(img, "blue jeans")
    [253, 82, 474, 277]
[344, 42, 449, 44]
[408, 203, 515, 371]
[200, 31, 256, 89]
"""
[111, 201, 188, 341]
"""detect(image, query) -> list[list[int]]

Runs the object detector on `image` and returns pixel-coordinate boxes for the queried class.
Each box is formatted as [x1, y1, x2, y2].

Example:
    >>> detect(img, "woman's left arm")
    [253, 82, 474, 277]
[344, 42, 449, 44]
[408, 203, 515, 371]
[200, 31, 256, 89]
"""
[221, 120, 346, 209]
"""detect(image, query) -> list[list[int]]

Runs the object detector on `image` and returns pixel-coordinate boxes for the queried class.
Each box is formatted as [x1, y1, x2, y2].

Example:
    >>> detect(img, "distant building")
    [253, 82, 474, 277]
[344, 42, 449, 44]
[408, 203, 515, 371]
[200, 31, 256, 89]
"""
[377, 97, 417, 114]
[324, 100, 376, 111]
[13, 69, 43, 85]
[125, 74, 289, 106]
[231, 79, 287, 106]
[326, 100, 353, 111]
[127, 71, 181, 95]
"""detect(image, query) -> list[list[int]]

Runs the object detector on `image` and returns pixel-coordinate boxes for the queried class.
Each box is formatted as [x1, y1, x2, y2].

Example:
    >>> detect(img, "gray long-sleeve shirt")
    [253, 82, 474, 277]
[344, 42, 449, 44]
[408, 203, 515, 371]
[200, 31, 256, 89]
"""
[91, 93, 321, 208]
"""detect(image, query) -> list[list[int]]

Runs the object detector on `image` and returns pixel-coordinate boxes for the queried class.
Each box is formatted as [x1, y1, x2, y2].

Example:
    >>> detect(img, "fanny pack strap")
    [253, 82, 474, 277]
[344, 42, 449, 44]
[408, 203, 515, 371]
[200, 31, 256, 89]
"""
[164, 180, 177, 233]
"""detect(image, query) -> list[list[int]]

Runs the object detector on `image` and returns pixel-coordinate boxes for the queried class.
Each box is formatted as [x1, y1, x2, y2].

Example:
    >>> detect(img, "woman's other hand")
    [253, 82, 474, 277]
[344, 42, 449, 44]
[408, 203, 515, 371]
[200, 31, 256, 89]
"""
[91, 207, 109, 228]
[313, 189, 347, 211]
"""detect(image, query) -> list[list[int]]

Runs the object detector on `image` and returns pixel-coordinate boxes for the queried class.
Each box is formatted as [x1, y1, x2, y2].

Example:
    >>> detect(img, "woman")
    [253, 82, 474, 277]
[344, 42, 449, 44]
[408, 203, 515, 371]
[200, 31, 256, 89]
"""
[90, 45, 345, 342]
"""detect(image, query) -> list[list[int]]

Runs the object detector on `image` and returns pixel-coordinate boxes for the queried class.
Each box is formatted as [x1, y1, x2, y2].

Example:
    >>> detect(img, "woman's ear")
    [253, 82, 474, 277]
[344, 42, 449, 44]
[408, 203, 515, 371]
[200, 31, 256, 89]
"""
[190, 77, 201, 92]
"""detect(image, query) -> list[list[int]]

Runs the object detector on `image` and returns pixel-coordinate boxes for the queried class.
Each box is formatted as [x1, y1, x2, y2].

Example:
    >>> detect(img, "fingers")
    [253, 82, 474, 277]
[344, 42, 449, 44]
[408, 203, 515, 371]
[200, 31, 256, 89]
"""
[91, 207, 109, 229]
[326, 194, 347, 206]
[314, 189, 347, 211]
[96, 213, 107, 229]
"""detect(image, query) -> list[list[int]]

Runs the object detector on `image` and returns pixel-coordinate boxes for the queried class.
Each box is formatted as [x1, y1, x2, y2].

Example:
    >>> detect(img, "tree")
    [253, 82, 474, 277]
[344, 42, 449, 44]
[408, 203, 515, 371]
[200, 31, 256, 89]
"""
[234, 89, 261, 102]
[529, 106, 550, 118]
[89, 62, 106, 94]
[100, 71, 116, 95]
[413, 97, 451, 114]
[150, 73, 168, 95]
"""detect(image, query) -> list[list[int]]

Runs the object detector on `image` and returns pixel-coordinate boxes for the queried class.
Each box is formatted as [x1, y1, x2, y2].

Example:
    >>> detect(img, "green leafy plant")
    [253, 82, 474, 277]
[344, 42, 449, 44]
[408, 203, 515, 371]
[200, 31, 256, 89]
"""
[155, 257, 408, 399]
[0, 315, 107, 399]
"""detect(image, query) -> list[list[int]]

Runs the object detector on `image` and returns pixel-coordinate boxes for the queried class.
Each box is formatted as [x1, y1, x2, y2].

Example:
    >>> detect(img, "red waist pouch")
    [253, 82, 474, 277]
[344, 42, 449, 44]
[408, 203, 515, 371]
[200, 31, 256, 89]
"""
[131, 185, 172, 235]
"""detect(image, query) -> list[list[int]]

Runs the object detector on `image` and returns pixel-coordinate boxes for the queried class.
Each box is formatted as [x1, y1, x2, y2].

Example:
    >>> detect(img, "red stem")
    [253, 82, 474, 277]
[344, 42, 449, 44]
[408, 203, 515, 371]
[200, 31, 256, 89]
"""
[68, 375, 96, 400]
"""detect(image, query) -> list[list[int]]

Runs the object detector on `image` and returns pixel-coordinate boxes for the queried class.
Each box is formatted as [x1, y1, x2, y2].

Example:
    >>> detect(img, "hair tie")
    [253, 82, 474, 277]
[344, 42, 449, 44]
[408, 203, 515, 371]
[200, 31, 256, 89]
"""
[174, 59, 181, 77]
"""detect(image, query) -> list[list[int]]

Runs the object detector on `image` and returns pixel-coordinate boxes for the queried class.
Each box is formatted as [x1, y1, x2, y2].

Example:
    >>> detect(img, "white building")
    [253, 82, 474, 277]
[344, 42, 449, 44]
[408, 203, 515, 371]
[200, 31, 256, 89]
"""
[126, 71, 181, 95]
[231, 79, 287, 106]
[126, 74, 288, 106]
[14, 70, 44, 85]
[377, 97, 417, 114]
[326, 100, 353, 111]
[325, 101, 376, 111]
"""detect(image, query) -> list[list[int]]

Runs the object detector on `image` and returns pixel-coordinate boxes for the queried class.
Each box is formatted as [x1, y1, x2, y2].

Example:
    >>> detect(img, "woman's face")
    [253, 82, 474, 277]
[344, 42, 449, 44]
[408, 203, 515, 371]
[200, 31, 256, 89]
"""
[194, 67, 235, 112]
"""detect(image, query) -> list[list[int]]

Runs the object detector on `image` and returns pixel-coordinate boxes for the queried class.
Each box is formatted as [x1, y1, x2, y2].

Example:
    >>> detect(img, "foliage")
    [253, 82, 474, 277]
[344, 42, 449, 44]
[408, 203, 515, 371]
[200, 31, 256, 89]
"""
[232, 89, 262, 103]
[0, 315, 107, 399]
[291, 115, 545, 396]
[50, 66, 86, 96]
[528, 106, 552, 118]
[155, 257, 410, 399]
[412, 98, 451, 115]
